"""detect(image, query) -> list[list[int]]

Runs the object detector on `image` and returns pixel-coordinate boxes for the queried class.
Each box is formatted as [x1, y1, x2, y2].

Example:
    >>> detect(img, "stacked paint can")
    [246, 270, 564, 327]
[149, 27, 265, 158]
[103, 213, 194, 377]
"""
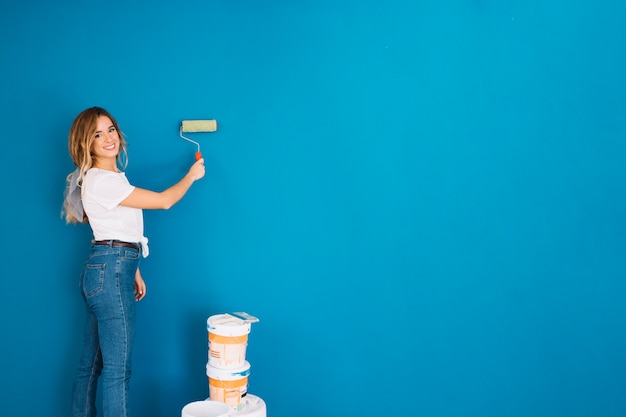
[206, 312, 265, 416]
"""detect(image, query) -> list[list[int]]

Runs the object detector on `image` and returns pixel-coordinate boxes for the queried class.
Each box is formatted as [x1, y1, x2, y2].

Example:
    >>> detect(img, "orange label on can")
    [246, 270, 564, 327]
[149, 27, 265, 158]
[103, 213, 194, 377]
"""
[208, 376, 248, 388]
[209, 333, 248, 344]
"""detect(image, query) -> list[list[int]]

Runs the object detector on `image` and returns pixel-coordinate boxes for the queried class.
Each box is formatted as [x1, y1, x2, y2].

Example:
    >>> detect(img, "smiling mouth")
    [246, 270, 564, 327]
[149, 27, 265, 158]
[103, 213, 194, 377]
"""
[103, 144, 116, 151]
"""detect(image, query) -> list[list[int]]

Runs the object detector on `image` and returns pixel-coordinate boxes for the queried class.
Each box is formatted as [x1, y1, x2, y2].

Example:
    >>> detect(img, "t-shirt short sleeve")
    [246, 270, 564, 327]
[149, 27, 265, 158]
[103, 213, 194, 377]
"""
[92, 172, 135, 211]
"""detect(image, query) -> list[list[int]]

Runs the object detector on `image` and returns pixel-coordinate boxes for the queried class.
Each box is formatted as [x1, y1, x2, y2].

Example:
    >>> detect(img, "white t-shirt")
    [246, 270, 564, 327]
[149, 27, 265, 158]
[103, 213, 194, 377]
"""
[82, 168, 149, 257]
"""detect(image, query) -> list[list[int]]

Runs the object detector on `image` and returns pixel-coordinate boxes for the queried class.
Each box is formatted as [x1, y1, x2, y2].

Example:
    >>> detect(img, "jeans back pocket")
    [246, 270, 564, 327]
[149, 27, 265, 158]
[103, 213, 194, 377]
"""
[81, 263, 106, 298]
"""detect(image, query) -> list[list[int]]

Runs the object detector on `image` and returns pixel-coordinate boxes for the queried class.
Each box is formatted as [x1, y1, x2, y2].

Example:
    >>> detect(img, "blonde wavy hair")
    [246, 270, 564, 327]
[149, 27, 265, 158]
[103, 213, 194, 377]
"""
[62, 106, 129, 224]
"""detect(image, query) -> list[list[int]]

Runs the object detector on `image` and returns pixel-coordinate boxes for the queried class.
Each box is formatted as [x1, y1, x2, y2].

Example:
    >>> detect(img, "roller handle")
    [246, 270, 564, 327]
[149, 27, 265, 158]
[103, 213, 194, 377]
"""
[195, 151, 202, 161]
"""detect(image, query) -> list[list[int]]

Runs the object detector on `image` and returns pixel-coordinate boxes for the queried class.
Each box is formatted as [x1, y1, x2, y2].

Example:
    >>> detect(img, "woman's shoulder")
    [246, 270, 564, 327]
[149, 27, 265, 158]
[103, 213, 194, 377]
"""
[86, 168, 125, 177]
[85, 168, 129, 185]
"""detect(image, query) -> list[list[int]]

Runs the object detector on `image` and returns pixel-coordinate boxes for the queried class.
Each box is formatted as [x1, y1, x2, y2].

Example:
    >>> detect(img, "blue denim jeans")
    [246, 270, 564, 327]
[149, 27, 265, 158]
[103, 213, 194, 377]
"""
[72, 243, 140, 417]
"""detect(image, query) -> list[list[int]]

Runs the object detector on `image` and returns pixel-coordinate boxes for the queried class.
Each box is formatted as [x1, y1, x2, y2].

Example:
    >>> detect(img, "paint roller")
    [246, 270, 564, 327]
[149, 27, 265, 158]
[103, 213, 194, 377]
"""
[179, 119, 218, 160]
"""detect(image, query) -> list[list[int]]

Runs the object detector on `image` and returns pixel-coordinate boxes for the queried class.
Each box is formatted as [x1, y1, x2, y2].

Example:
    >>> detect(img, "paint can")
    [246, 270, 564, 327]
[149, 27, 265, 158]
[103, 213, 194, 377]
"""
[207, 314, 251, 368]
[207, 361, 251, 412]
[181, 400, 229, 417]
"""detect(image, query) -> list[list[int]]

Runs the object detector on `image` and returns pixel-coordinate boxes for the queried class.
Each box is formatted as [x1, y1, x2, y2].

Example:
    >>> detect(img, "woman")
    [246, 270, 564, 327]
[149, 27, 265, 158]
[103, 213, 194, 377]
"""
[62, 106, 205, 417]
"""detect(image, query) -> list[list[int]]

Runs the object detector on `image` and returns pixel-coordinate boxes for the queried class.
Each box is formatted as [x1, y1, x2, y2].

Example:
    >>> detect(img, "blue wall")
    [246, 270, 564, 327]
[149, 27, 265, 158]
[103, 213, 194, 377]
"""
[1, 1, 625, 416]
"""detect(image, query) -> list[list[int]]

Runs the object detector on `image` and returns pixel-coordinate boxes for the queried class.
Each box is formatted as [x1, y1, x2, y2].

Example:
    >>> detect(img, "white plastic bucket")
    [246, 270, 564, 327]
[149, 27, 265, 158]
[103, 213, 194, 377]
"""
[181, 400, 229, 417]
[207, 314, 251, 368]
[207, 361, 251, 412]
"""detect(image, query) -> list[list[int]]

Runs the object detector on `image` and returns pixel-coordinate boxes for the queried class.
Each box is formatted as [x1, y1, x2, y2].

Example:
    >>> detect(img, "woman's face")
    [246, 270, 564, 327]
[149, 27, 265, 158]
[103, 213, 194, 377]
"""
[91, 115, 120, 160]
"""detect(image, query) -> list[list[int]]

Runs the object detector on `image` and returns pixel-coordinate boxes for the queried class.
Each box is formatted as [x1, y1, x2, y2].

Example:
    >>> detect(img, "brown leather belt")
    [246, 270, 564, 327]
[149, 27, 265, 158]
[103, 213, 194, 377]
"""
[93, 240, 140, 251]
